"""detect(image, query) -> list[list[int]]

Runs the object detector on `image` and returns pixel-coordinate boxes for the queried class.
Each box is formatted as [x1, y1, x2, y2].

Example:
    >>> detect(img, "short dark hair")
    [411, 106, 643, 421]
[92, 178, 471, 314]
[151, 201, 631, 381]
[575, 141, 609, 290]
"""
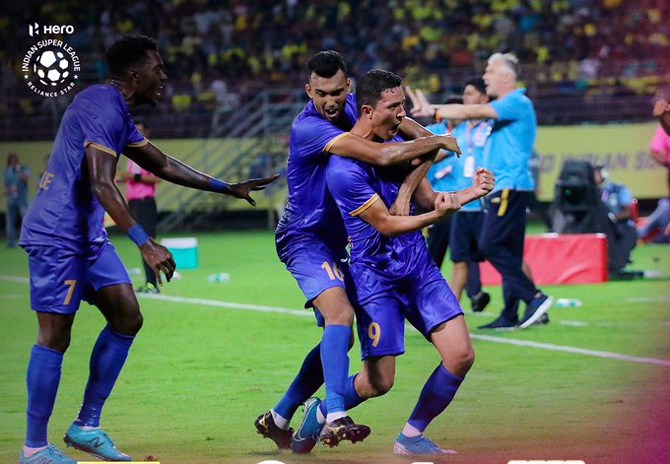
[105, 34, 159, 77]
[355, 69, 402, 115]
[443, 95, 464, 105]
[306, 50, 347, 81]
[464, 77, 487, 96]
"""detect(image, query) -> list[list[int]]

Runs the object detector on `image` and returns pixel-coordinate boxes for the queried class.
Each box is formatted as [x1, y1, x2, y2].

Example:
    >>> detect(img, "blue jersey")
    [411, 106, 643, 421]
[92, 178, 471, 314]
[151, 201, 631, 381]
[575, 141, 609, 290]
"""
[275, 93, 358, 253]
[20, 84, 146, 251]
[445, 120, 493, 211]
[327, 142, 427, 302]
[485, 88, 536, 192]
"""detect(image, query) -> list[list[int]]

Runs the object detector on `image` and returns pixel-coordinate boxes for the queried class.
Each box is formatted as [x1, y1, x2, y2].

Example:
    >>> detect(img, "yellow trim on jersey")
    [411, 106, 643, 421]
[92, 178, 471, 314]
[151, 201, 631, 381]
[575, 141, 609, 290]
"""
[126, 138, 149, 148]
[84, 142, 117, 157]
[323, 132, 350, 153]
[350, 193, 380, 217]
[497, 189, 510, 216]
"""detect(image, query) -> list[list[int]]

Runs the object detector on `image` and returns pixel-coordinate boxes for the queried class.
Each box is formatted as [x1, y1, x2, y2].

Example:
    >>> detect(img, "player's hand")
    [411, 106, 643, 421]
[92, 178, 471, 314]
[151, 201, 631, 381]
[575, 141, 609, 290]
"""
[472, 167, 495, 197]
[434, 192, 461, 214]
[406, 86, 436, 118]
[438, 134, 461, 156]
[225, 173, 280, 206]
[653, 99, 670, 118]
[139, 240, 176, 286]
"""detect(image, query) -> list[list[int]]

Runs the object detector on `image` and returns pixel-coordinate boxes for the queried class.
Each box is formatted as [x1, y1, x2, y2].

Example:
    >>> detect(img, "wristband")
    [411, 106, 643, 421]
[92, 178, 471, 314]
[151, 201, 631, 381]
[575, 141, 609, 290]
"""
[127, 223, 150, 246]
[434, 109, 440, 120]
[133, 173, 142, 182]
[209, 178, 230, 193]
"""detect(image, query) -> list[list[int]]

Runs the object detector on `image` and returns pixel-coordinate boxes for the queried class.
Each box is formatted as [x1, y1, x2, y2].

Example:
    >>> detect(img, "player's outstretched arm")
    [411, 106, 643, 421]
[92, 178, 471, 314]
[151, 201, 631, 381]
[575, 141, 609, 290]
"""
[328, 132, 459, 167]
[358, 190, 460, 238]
[124, 141, 278, 206]
[86, 147, 175, 285]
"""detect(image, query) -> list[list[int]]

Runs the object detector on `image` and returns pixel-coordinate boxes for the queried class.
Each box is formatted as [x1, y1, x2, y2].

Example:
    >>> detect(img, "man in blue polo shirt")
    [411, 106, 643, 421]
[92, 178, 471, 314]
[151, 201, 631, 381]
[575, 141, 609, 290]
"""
[412, 53, 553, 329]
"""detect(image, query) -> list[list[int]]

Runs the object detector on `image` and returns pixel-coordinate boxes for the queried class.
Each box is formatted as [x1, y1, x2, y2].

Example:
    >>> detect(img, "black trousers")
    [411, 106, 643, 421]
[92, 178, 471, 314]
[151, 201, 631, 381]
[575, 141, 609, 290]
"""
[129, 197, 157, 286]
[479, 190, 538, 320]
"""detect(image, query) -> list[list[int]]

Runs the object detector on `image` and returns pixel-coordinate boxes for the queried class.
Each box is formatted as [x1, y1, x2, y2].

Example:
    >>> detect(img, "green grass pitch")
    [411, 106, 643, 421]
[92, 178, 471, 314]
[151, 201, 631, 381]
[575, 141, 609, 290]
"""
[0, 229, 668, 464]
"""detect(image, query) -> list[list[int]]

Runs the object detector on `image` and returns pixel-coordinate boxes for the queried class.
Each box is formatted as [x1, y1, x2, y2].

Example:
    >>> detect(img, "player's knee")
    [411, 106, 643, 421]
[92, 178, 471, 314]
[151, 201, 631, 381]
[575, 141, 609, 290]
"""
[369, 376, 394, 397]
[37, 330, 71, 353]
[110, 305, 143, 335]
[452, 346, 476, 376]
[355, 372, 393, 398]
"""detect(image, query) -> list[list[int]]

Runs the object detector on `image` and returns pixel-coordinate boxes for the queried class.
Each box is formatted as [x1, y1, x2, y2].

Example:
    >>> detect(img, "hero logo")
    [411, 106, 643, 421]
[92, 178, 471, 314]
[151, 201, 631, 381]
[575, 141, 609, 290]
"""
[29, 23, 75, 37]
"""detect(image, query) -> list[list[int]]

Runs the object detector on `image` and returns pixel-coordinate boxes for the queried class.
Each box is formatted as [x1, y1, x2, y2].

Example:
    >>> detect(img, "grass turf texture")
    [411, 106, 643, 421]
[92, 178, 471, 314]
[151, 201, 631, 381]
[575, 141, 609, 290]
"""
[0, 228, 669, 464]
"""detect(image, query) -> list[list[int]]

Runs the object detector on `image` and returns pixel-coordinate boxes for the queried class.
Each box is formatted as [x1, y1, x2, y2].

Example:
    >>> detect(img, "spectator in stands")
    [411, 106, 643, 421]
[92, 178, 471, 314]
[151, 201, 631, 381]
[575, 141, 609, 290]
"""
[4, 153, 30, 248]
[593, 165, 638, 274]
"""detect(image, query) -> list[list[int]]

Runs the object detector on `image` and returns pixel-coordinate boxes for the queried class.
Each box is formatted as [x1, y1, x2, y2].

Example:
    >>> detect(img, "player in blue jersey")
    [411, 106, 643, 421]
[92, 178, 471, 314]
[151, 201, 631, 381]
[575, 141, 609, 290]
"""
[18, 35, 277, 464]
[411, 53, 553, 329]
[255, 51, 461, 453]
[291, 69, 493, 455]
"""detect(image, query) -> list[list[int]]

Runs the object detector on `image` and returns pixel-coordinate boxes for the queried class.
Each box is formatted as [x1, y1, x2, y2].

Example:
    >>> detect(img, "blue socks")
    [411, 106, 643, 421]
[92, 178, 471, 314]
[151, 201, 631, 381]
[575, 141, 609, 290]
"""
[25, 345, 63, 447]
[74, 325, 134, 427]
[273, 343, 323, 420]
[320, 325, 351, 415]
[318, 373, 364, 417]
[408, 364, 463, 432]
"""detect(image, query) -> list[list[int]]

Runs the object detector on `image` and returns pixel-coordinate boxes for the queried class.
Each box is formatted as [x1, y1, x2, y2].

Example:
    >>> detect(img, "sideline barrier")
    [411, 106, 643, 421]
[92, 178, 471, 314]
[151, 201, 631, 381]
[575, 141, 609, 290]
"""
[480, 233, 608, 285]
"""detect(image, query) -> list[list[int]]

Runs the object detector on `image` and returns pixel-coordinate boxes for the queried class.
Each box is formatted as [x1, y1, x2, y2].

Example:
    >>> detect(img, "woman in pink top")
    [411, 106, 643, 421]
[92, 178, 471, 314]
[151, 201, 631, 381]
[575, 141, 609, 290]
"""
[119, 121, 161, 292]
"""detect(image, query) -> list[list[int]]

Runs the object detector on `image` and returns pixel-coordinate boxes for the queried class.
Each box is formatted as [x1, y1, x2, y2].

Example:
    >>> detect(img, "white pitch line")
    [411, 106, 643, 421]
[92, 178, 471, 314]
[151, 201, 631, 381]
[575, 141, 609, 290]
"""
[138, 292, 311, 317]
[470, 333, 670, 367]
[2, 274, 669, 367]
[0, 275, 29, 284]
[625, 296, 670, 303]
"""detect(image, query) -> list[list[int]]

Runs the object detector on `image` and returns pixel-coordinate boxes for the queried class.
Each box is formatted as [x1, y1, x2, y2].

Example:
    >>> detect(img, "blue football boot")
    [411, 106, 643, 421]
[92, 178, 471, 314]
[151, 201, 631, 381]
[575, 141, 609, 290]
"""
[63, 424, 131, 461]
[19, 444, 77, 464]
[393, 433, 457, 455]
[291, 397, 324, 454]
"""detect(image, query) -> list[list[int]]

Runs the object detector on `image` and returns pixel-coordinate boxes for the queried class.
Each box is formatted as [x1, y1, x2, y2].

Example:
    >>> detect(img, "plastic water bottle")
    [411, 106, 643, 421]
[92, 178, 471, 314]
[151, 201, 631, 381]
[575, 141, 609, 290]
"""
[207, 273, 230, 282]
[555, 298, 582, 308]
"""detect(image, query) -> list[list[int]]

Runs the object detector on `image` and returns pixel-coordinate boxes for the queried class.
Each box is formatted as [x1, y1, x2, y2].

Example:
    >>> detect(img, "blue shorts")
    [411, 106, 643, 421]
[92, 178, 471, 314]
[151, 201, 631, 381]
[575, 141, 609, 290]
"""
[354, 256, 463, 360]
[449, 211, 485, 262]
[24, 240, 131, 314]
[278, 235, 356, 313]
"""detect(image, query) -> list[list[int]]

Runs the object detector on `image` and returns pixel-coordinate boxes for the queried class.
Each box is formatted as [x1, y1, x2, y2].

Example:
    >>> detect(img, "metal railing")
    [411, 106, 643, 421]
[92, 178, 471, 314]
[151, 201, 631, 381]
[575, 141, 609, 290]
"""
[156, 89, 307, 231]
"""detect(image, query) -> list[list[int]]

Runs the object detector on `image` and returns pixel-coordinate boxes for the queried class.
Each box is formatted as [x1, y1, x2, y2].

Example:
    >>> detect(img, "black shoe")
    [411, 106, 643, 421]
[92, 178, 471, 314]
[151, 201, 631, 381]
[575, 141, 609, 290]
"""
[535, 313, 550, 325]
[477, 315, 518, 329]
[319, 416, 371, 448]
[470, 291, 491, 313]
[254, 411, 293, 450]
[518, 294, 553, 329]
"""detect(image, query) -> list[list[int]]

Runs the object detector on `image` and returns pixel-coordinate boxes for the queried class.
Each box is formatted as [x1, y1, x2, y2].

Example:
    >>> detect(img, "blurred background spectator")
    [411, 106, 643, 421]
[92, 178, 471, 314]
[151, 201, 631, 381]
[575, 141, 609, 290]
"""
[2, 0, 669, 140]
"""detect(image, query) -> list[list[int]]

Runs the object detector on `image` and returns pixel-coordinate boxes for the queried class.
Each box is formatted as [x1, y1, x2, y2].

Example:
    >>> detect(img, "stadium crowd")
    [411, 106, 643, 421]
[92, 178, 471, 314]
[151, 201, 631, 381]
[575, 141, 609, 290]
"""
[2, 0, 669, 139]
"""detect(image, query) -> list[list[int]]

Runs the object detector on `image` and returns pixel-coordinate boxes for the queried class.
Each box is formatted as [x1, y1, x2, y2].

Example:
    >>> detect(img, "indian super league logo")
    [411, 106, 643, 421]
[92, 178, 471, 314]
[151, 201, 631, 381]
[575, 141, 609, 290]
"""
[22, 23, 80, 97]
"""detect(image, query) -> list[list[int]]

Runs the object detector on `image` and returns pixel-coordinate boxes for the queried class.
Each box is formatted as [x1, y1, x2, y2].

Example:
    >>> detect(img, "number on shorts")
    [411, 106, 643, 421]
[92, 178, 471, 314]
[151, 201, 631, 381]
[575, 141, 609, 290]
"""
[63, 280, 77, 305]
[321, 261, 345, 282]
[368, 322, 381, 347]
